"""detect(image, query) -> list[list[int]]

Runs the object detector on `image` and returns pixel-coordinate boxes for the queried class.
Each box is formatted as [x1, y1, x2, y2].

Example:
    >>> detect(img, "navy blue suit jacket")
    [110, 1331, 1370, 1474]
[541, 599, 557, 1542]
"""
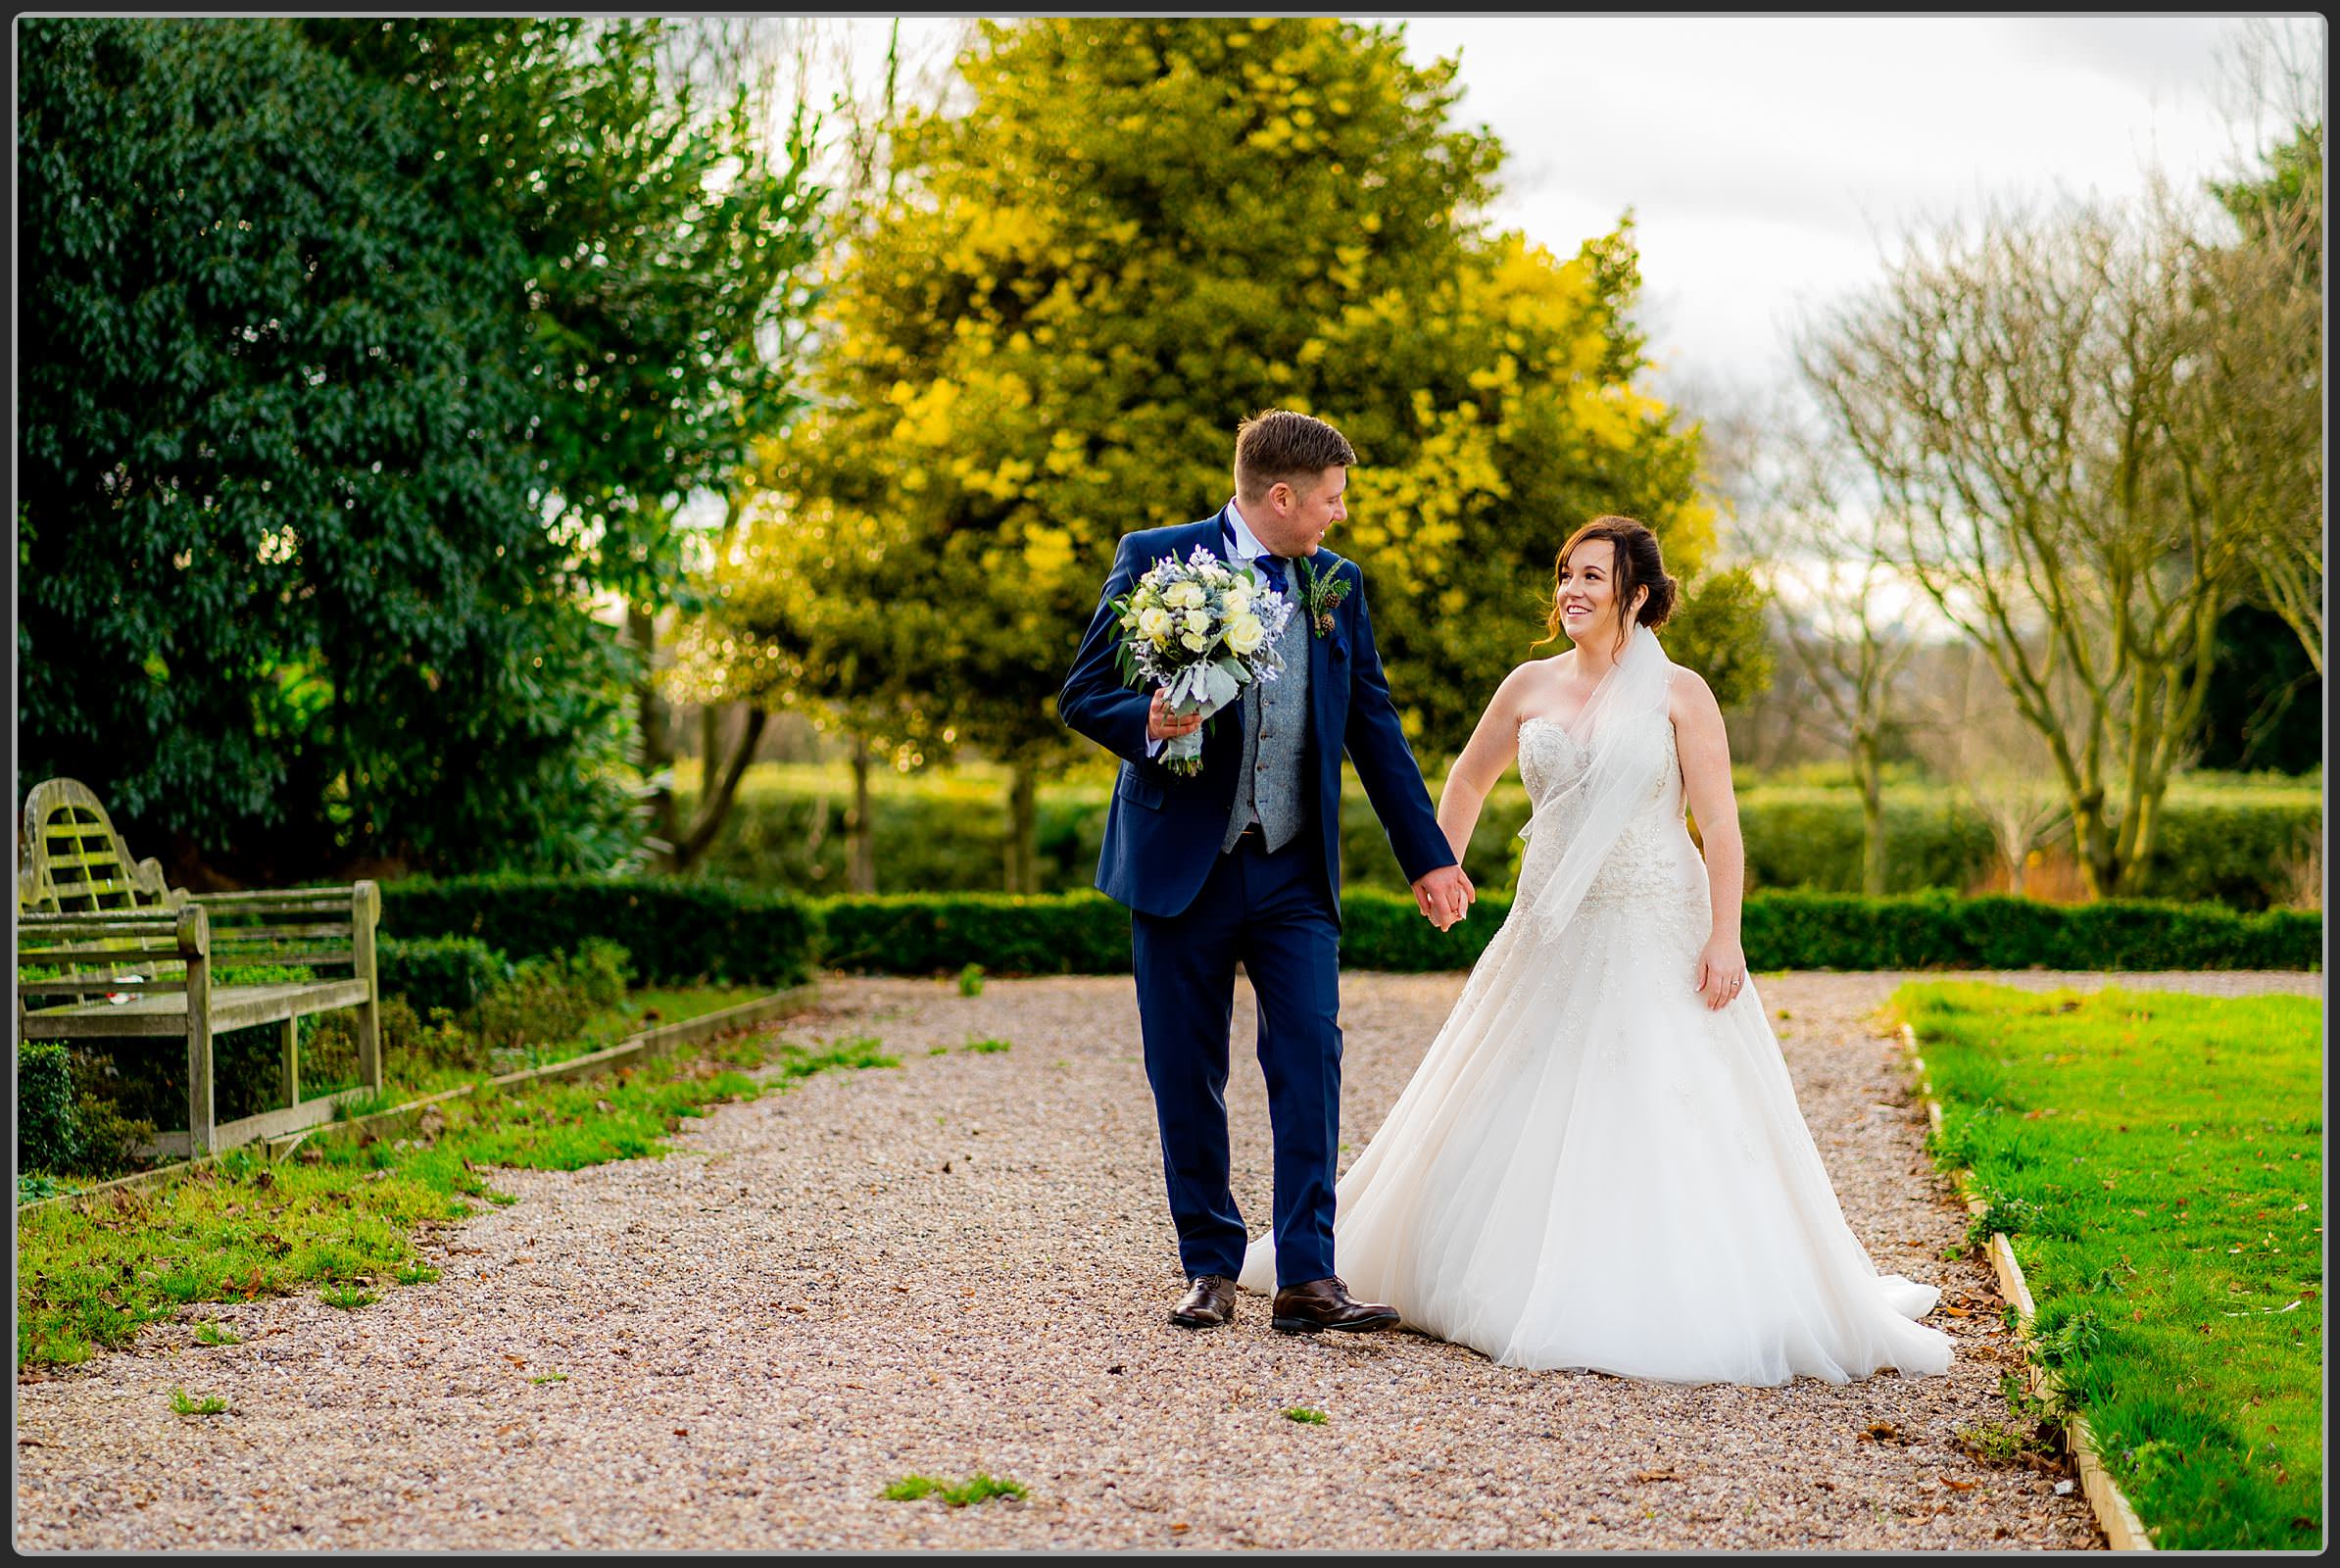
[1058, 507, 1457, 920]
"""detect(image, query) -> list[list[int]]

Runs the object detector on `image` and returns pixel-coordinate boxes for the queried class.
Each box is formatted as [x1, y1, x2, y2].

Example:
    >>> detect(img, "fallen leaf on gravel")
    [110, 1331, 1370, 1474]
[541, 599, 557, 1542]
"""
[1938, 1304, 1970, 1317]
[1169, 1523, 1190, 1534]
[1858, 1421, 1909, 1445]
[503, 1354, 528, 1367]
[673, 1428, 688, 1437]
[1632, 1468, 1682, 1483]
[1939, 1475, 1976, 1491]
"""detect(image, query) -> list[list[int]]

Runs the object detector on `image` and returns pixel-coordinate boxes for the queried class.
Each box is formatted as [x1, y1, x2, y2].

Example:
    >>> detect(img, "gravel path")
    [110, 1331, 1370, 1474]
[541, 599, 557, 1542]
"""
[14, 966, 2319, 1550]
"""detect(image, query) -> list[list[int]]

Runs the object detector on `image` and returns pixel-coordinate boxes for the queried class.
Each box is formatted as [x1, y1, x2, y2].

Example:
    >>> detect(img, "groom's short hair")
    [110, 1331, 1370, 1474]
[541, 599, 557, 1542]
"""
[1235, 410, 1357, 503]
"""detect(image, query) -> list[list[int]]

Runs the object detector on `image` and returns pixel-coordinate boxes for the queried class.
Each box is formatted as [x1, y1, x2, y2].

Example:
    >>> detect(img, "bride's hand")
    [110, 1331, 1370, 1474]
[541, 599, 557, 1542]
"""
[1695, 936, 1747, 1011]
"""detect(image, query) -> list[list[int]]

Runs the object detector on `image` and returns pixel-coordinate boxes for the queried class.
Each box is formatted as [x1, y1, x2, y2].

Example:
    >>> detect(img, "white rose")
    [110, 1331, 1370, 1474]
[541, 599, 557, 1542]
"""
[1224, 612, 1265, 656]
[1138, 606, 1173, 641]
[1168, 580, 1204, 609]
[1223, 583, 1252, 615]
[1181, 630, 1208, 652]
[1184, 608, 1210, 635]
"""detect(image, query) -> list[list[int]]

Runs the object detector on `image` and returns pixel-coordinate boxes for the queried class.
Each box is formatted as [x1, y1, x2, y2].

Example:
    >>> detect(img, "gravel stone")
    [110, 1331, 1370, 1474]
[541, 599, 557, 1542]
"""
[14, 966, 2317, 1549]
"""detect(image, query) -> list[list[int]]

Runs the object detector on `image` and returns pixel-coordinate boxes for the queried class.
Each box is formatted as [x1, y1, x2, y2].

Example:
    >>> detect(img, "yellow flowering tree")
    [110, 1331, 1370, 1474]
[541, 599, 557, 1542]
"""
[706, 18, 1766, 890]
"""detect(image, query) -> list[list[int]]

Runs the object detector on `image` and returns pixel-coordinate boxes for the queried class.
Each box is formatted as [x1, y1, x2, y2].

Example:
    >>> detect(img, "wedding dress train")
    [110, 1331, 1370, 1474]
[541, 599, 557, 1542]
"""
[1238, 627, 1952, 1386]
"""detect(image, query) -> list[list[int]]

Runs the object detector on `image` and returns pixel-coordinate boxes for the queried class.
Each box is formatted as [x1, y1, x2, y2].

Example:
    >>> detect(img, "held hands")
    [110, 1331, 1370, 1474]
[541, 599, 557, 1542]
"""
[1695, 935, 1747, 1011]
[1147, 690, 1204, 743]
[1412, 864, 1476, 931]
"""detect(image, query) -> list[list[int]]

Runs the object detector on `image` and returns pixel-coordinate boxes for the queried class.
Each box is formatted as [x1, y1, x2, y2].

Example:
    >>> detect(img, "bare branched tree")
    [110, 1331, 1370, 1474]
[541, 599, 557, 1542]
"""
[1796, 180, 2275, 898]
[1732, 396, 1922, 894]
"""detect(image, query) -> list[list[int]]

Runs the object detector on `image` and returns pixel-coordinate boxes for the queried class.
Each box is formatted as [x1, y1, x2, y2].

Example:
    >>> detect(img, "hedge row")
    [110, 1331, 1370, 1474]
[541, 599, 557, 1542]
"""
[367, 877, 2321, 992]
[682, 780, 2321, 909]
[807, 889, 2322, 976]
[378, 874, 818, 987]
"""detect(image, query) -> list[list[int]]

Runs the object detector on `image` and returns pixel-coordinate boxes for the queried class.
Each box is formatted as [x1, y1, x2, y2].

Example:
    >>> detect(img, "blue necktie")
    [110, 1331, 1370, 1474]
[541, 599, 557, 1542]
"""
[1226, 522, 1289, 596]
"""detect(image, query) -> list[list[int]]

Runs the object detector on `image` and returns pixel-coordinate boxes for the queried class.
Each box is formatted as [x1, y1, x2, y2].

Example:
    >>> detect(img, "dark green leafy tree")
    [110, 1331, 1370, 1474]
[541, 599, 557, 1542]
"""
[306, 18, 827, 855]
[20, 17, 822, 883]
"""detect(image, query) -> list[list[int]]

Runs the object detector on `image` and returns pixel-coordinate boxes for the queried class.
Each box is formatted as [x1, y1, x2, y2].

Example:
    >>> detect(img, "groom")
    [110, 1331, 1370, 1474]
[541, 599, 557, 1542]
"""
[1060, 410, 1475, 1334]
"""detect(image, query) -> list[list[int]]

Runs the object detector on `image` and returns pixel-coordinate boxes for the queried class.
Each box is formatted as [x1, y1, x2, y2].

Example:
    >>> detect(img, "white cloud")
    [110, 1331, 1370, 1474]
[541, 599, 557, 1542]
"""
[1373, 14, 2274, 393]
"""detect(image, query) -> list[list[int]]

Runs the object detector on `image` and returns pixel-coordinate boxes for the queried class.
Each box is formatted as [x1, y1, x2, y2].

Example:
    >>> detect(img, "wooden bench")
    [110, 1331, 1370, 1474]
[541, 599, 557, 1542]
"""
[16, 777, 381, 1158]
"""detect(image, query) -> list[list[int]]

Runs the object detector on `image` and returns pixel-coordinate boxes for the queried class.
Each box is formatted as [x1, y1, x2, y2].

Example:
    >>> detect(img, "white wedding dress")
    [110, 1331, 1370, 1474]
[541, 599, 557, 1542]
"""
[1238, 627, 1952, 1387]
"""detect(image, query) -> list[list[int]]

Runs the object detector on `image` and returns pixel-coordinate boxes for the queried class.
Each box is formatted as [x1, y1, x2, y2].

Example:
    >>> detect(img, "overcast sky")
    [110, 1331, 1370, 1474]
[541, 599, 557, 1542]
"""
[821, 14, 2312, 408]
[1374, 14, 2311, 413]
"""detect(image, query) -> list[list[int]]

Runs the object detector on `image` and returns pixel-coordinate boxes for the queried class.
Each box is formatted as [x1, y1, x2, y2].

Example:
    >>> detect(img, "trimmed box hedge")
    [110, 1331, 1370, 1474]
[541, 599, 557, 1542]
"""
[683, 772, 2320, 909]
[379, 874, 819, 987]
[807, 888, 2320, 976]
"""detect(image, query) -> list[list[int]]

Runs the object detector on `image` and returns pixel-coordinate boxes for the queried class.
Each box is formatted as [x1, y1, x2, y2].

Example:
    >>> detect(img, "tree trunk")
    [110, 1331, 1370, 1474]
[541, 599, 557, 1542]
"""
[628, 601, 678, 858]
[672, 704, 768, 872]
[1856, 733, 1888, 897]
[846, 734, 877, 894]
[1006, 760, 1040, 896]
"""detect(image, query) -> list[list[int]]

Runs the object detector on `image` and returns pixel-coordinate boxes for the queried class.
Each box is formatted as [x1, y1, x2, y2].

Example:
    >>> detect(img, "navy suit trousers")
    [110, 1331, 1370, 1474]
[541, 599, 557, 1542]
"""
[1129, 828, 1342, 1288]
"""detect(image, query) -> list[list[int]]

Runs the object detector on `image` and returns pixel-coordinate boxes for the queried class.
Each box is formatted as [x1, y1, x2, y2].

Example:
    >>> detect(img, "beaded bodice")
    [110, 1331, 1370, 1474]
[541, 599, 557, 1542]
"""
[1517, 711, 1705, 910]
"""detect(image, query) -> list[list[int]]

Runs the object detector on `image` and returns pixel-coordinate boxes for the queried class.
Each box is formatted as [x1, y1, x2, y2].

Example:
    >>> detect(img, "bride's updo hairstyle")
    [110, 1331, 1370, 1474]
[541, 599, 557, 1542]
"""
[1533, 514, 1679, 650]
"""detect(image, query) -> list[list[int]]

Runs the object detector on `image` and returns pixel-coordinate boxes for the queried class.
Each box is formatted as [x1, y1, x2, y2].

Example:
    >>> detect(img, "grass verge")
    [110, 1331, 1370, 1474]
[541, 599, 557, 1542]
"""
[15, 1022, 887, 1371]
[1894, 981, 2322, 1551]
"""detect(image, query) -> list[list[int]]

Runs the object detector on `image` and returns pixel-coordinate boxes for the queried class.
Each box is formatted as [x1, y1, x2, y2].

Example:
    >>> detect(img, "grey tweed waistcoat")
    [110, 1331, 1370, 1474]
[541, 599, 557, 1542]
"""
[1220, 606, 1311, 854]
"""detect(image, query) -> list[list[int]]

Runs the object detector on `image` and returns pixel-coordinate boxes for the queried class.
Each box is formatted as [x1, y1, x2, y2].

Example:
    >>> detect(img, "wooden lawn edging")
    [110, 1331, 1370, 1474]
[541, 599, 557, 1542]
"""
[1901, 1020, 2157, 1552]
[15, 985, 820, 1218]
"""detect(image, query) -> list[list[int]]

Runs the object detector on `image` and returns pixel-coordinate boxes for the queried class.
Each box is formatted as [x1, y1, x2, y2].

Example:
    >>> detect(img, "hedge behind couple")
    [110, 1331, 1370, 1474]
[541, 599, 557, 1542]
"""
[1059, 409, 1950, 1386]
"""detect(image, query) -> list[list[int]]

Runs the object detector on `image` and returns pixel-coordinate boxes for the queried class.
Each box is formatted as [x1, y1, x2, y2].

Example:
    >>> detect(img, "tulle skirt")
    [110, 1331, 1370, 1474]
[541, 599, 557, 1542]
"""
[1238, 876, 1953, 1387]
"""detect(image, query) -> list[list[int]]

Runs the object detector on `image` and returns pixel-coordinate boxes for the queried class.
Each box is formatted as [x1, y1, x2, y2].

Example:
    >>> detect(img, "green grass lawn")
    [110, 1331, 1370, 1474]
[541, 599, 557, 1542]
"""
[1894, 982, 2323, 1551]
[15, 1026, 898, 1370]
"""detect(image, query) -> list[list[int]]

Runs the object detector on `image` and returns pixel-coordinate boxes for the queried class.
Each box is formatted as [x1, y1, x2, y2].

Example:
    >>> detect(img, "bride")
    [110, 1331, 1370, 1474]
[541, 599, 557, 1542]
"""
[1238, 515, 1952, 1386]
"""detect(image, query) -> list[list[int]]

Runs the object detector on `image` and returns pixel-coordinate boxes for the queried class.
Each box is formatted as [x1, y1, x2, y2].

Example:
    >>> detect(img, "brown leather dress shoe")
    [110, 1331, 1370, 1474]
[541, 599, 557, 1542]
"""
[1271, 1276, 1400, 1335]
[1170, 1274, 1237, 1329]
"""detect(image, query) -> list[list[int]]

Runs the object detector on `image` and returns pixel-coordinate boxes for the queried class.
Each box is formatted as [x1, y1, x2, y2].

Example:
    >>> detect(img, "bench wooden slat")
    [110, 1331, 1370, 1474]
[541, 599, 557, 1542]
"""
[190, 889, 357, 907]
[203, 922, 355, 941]
[19, 979, 372, 1037]
[209, 949, 357, 969]
[15, 943, 191, 964]
[21, 979, 191, 999]
[17, 913, 186, 934]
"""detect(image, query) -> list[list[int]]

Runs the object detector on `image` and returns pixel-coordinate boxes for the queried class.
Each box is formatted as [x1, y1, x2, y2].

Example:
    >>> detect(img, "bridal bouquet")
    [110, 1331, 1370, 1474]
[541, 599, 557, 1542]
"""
[1110, 546, 1296, 776]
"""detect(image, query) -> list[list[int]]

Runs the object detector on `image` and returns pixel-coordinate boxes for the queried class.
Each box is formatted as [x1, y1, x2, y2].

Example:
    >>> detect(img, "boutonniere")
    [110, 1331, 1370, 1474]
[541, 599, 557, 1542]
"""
[1291, 556, 1350, 638]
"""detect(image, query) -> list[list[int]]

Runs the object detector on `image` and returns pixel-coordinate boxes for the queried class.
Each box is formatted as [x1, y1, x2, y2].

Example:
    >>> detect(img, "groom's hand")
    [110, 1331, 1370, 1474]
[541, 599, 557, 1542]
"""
[1412, 864, 1475, 931]
[1147, 691, 1204, 743]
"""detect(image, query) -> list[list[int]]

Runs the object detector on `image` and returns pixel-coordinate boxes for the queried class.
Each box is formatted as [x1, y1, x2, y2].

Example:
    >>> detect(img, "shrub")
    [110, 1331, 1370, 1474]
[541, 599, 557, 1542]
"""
[380, 874, 818, 986]
[469, 939, 632, 1054]
[805, 889, 2319, 975]
[686, 769, 2319, 908]
[377, 935, 510, 1018]
[17, 1041, 79, 1173]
